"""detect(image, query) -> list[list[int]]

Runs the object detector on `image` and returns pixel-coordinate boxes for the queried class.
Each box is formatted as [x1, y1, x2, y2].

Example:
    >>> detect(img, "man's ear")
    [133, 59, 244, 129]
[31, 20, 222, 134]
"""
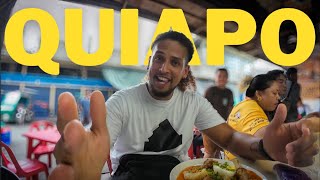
[147, 56, 151, 70]
[183, 65, 190, 79]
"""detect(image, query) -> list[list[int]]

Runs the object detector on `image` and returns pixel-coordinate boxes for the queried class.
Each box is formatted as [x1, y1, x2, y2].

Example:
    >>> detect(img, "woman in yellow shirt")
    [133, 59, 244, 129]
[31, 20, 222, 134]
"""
[225, 74, 280, 160]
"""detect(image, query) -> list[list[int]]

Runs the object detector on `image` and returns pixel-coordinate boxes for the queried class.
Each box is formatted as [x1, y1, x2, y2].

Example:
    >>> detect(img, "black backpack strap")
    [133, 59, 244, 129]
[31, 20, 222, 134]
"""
[112, 154, 180, 180]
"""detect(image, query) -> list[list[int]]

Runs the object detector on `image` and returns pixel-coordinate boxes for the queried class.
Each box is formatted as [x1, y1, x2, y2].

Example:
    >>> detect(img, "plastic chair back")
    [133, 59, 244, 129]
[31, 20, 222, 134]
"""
[29, 120, 55, 131]
[188, 143, 194, 159]
[1, 141, 24, 173]
[1, 141, 49, 178]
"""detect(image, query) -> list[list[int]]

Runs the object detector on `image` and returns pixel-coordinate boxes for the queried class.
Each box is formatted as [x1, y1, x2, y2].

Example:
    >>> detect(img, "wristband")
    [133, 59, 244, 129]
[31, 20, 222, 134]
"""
[259, 139, 275, 161]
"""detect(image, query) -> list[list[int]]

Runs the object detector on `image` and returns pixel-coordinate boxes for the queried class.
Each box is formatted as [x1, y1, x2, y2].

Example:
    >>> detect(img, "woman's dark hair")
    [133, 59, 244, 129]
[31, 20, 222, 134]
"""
[245, 74, 276, 98]
[151, 30, 194, 63]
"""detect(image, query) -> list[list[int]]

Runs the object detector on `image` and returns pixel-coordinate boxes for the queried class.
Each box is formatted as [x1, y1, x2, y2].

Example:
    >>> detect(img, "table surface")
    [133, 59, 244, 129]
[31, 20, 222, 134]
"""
[101, 134, 320, 180]
[240, 133, 320, 180]
[239, 157, 319, 180]
[22, 128, 60, 144]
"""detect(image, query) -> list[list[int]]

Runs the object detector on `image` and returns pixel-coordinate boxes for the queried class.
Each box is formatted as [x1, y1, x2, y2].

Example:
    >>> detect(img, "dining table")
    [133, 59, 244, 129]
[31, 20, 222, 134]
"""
[22, 127, 61, 159]
[169, 132, 320, 180]
[101, 152, 319, 180]
[238, 157, 319, 180]
[239, 133, 320, 180]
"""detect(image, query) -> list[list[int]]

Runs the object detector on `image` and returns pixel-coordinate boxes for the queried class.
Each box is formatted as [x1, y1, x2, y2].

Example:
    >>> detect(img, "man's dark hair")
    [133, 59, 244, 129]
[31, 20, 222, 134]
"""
[151, 31, 194, 63]
[216, 68, 229, 78]
[286, 67, 298, 76]
[267, 69, 285, 80]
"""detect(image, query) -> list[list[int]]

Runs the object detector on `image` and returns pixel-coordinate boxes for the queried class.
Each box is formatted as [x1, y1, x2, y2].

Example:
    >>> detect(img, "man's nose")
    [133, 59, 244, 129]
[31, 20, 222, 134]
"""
[159, 62, 169, 72]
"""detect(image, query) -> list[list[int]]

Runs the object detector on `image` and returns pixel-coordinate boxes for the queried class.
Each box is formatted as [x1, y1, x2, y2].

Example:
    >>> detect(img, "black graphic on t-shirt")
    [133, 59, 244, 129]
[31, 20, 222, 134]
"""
[144, 119, 182, 152]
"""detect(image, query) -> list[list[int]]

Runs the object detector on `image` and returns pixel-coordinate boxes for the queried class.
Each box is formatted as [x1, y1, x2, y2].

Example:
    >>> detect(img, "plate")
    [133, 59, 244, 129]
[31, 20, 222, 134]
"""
[169, 158, 267, 180]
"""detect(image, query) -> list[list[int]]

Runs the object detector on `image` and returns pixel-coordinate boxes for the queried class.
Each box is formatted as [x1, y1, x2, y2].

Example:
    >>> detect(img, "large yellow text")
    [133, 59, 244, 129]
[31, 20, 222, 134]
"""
[4, 8, 315, 75]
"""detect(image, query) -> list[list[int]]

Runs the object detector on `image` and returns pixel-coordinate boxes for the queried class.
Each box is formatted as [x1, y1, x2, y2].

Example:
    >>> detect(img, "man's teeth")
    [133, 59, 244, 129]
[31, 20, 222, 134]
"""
[157, 76, 169, 82]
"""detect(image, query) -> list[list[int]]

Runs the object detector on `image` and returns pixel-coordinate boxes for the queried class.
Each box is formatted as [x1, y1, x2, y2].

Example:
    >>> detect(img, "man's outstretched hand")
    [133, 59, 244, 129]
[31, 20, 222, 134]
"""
[49, 91, 110, 180]
[263, 104, 319, 167]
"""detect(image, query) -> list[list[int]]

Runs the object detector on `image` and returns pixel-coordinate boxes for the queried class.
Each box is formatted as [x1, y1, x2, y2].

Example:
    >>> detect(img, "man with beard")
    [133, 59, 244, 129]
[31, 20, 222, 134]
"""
[50, 31, 319, 180]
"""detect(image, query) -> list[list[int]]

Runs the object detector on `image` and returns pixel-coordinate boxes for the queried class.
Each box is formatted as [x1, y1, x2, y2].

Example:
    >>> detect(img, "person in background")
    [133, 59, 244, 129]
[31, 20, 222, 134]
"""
[192, 127, 203, 158]
[223, 74, 319, 160]
[267, 70, 287, 99]
[205, 68, 234, 120]
[79, 90, 92, 126]
[266, 69, 287, 120]
[266, 69, 313, 123]
[224, 74, 279, 160]
[297, 99, 307, 119]
[285, 67, 301, 122]
[203, 68, 234, 158]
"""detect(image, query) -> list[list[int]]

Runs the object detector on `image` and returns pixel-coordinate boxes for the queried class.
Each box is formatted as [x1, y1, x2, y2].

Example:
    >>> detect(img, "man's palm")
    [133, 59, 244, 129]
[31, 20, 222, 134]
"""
[49, 91, 110, 180]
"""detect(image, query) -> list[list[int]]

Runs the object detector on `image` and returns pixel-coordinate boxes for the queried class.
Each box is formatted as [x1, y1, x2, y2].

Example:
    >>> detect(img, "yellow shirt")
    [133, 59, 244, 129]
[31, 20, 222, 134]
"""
[225, 99, 269, 160]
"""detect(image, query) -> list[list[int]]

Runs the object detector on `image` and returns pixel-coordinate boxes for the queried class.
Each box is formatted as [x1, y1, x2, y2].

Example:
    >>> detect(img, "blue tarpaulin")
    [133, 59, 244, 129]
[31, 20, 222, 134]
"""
[1, 72, 113, 88]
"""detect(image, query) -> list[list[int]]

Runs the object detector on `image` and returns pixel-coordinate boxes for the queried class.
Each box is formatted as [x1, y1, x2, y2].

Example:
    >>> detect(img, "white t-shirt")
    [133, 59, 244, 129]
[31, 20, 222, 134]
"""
[106, 83, 225, 172]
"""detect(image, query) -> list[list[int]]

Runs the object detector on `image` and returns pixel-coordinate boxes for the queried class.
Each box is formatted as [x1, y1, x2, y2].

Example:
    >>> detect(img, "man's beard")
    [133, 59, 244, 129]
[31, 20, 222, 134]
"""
[150, 86, 175, 98]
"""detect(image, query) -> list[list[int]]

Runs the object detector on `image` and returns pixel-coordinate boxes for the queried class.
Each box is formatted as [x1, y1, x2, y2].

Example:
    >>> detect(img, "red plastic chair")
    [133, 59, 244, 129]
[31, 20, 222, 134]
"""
[188, 143, 194, 159]
[188, 143, 203, 159]
[28, 120, 55, 167]
[107, 155, 113, 173]
[1, 141, 49, 180]
[29, 120, 55, 131]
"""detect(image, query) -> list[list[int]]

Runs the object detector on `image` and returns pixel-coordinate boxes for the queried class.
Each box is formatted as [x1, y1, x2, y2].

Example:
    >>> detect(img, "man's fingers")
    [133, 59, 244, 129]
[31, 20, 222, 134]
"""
[287, 143, 319, 162]
[55, 92, 80, 166]
[301, 125, 311, 137]
[57, 92, 79, 134]
[54, 120, 85, 165]
[270, 103, 287, 128]
[90, 91, 107, 134]
[63, 120, 87, 154]
[301, 117, 320, 132]
[286, 126, 315, 152]
[285, 127, 318, 166]
[53, 139, 66, 164]
[305, 112, 320, 118]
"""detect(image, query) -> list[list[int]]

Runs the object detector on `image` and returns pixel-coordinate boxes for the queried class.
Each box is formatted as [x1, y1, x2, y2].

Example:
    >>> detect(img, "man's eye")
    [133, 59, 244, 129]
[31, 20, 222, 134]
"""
[172, 60, 180, 66]
[154, 56, 162, 61]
